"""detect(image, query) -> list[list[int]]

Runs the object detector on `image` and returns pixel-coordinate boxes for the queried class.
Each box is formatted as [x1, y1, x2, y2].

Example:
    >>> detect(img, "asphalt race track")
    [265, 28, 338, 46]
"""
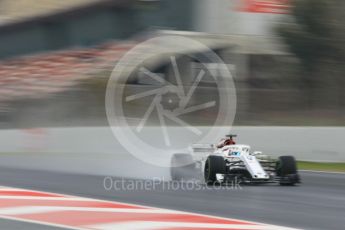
[0, 167, 344, 230]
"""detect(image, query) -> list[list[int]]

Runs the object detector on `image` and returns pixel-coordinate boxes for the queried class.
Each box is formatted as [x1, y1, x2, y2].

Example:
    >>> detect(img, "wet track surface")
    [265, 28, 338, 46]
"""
[0, 167, 344, 230]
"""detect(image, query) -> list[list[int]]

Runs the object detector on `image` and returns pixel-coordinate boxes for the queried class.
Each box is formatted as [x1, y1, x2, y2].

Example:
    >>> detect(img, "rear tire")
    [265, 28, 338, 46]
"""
[276, 156, 299, 185]
[204, 155, 226, 185]
[170, 154, 195, 181]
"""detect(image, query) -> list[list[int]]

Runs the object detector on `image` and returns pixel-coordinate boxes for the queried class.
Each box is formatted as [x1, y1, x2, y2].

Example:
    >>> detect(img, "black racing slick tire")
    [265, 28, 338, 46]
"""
[170, 154, 195, 181]
[204, 155, 226, 185]
[276, 156, 300, 185]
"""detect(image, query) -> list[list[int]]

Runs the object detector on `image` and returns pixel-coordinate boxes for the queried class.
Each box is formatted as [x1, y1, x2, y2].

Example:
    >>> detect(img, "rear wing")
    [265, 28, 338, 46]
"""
[190, 143, 215, 155]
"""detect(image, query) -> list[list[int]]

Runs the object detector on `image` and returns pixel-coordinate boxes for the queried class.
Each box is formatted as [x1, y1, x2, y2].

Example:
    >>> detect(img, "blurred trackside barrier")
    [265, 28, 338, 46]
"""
[0, 126, 343, 177]
[0, 126, 344, 161]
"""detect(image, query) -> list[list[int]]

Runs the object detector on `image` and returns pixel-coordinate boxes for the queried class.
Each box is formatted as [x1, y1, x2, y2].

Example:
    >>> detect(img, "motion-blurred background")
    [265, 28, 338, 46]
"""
[0, 0, 344, 129]
[0, 4, 344, 230]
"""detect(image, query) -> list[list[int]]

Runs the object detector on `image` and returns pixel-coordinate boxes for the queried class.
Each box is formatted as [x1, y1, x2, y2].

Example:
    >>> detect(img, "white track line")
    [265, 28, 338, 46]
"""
[87, 221, 298, 230]
[0, 196, 92, 201]
[0, 206, 183, 215]
[300, 170, 345, 175]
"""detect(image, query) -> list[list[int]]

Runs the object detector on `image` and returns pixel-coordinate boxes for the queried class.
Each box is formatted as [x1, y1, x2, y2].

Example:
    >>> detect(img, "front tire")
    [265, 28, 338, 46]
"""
[204, 155, 226, 185]
[276, 156, 300, 185]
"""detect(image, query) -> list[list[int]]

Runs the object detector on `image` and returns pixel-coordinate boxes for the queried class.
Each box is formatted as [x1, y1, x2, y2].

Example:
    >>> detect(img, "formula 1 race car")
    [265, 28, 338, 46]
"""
[170, 135, 300, 185]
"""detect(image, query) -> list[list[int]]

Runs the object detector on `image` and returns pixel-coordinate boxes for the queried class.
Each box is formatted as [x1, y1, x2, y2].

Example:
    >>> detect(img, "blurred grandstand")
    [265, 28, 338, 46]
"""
[0, 40, 133, 102]
[0, 0, 344, 128]
[0, 0, 101, 24]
